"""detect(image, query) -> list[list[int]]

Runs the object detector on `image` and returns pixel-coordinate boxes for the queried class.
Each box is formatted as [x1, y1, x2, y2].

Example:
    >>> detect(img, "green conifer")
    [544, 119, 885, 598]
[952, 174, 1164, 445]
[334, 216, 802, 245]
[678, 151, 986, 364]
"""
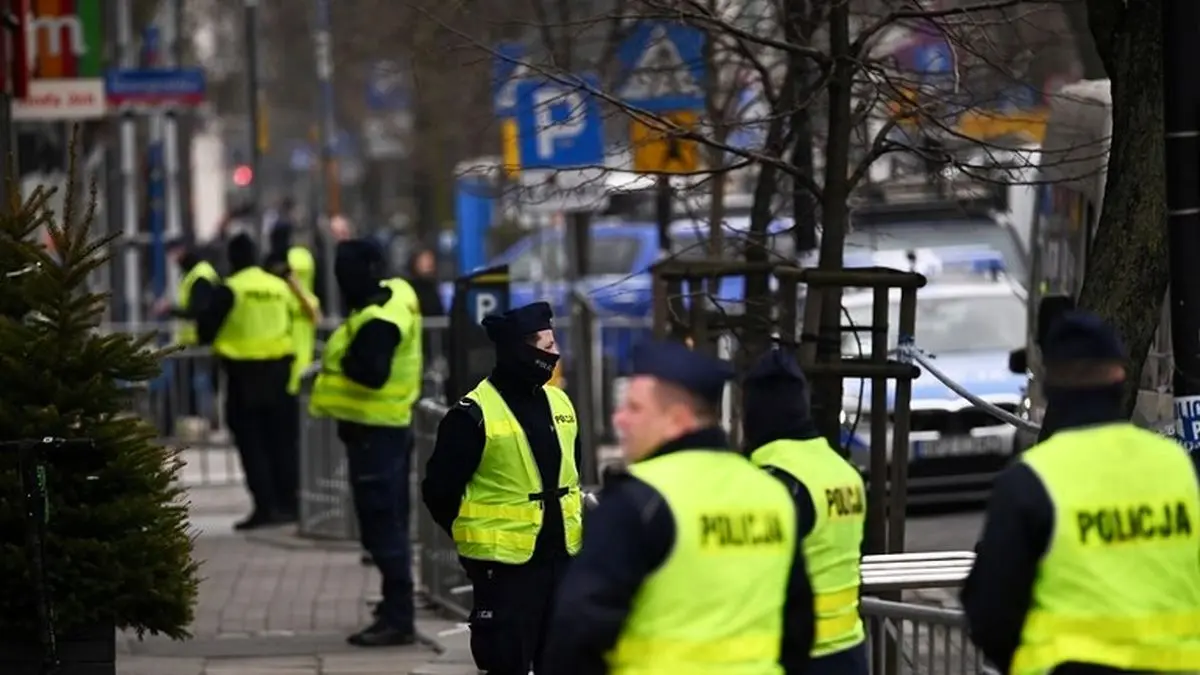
[0, 145, 198, 639]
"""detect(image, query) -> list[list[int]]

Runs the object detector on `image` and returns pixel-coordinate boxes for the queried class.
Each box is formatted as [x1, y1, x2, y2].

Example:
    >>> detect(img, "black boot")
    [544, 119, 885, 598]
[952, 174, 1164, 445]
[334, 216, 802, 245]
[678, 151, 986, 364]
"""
[233, 511, 281, 531]
[346, 617, 416, 647]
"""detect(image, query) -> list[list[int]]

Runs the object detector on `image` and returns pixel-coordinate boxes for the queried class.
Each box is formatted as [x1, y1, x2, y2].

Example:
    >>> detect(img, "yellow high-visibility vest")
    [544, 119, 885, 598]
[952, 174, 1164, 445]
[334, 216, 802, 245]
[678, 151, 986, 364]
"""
[175, 260, 219, 345]
[609, 450, 796, 675]
[1012, 423, 1200, 674]
[453, 378, 582, 564]
[751, 438, 866, 656]
[309, 300, 418, 426]
[212, 267, 295, 360]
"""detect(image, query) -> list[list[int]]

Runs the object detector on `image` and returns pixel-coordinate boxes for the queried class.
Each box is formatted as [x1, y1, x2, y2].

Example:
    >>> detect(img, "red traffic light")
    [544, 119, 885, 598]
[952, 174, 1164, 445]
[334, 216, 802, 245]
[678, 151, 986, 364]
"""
[232, 165, 253, 187]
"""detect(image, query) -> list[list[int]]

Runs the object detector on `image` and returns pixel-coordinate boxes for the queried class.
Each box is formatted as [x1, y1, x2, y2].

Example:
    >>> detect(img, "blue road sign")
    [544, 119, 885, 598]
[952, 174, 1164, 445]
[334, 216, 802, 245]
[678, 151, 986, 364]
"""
[616, 21, 706, 111]
[366, 60, 408, 112]
[493, 42, 528, 116]
[514, 75, 604, 169]
[105, 68, 206, 106]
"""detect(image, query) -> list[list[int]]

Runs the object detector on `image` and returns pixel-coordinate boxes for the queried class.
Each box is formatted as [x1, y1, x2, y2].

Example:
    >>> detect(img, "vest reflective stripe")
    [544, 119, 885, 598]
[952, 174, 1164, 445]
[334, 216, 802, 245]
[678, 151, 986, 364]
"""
[1013, 423, 1200, 675]
[308, 302, 416, 426]
[287, 246, 316, 294]
[287, 288, 319, 395]
[212, 267, 295, 360]
[610, 450, 796, 675]
[175, 261, 218, 345]
[453, 379, 582, 564]
[751, 438, 866, 657]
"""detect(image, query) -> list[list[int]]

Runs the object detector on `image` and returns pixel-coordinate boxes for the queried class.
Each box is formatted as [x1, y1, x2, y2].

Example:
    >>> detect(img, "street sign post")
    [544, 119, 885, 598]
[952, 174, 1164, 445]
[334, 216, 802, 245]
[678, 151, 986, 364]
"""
[616, 21, 706, 112]
[104, 67, 206, 106]
[514, 75, 605, 170]
[493, 42, 528, 175]
[616, 21, 706, 177]
[448, 265, 510, 402]
[514, 73, 604, 479]
[631, 111, 699, 174]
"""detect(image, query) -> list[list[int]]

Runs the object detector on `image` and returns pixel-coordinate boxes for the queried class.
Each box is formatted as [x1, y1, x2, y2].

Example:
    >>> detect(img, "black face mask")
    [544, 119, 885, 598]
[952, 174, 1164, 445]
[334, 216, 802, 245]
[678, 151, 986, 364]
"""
[498, 342, 559, 387]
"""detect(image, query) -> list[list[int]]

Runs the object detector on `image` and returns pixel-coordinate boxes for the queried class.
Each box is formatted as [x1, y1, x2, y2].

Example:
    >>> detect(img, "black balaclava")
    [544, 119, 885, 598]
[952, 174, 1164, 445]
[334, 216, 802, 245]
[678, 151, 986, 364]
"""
[742, 348, 821, 452]
[227, 233, 258, 273]
[1040, 310, 1127, 435]
[482, 302, 559, 388]
[334, 239, 386, 310]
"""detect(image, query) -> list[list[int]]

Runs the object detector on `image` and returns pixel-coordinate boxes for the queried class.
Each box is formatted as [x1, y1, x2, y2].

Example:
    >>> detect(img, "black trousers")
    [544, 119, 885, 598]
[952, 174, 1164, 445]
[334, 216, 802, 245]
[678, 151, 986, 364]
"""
[464, 556, 570, 675]
[225, 376, 295, 515]
[343, 424, 415, 631]
[810, 641, 868, 675]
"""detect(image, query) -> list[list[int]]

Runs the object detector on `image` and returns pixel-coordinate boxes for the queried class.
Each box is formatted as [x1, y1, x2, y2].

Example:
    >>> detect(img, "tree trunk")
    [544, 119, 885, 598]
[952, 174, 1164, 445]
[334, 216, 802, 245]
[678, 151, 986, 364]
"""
[1038, 0, 1166, 439]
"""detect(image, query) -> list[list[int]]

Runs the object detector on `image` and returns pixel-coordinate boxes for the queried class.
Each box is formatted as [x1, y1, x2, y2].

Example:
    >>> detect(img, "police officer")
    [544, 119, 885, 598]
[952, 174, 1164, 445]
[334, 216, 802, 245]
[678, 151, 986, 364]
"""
[197, 233, 299, 530]
[154, 237, 221, 435]
[743, 348, 867, 675]
[544, 340, 815, 675]
[422, 301, 581, 675]
[157, 236, 220, 345]
[309, 239, 421, 647]
[962, 310, 1200, 675]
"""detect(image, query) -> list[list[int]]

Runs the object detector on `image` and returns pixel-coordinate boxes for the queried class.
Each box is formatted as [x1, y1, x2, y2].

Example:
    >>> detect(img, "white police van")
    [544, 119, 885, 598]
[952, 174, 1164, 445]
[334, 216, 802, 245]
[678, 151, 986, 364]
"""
[839, 261, 1029, 504]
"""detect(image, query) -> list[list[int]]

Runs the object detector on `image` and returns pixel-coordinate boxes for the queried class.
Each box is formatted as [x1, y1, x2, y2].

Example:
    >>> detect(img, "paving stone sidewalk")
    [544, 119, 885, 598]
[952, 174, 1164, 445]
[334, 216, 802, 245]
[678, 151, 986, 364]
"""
[116, 485, 477, 675]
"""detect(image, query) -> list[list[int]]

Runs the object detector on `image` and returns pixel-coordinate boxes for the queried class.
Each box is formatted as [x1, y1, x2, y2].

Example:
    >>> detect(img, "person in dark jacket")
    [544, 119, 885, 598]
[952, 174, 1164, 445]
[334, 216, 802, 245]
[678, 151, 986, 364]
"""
[422, 301, 582, 675]
[543, 340, 815, 675]
[742, 348, 868, 675]
[407, 247, 444, 318]
[962, 310, 1200, 675]
[197, 234, 298, 530]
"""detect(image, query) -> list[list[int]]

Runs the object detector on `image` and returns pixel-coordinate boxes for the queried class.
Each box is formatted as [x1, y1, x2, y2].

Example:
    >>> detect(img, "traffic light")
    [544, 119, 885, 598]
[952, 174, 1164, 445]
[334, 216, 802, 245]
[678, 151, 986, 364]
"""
[232, 165, 253, 187]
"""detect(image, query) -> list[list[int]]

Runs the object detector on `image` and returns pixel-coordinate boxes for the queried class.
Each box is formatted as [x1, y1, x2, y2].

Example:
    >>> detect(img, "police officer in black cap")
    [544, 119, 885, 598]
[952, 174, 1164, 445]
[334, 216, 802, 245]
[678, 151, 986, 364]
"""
[544, 340, 814, 675]
[743, 348, 868, 675]
[962, 310, 1200, 675]
[422, 300, 582, 675]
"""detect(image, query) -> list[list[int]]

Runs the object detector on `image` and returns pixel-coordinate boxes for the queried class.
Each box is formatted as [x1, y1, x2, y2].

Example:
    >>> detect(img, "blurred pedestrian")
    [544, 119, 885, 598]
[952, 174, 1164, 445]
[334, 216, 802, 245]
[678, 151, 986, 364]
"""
[743, 347, 868, 675]
[309, 239, 421, 647]
[962, 310, 1200, 674]
[197, 233, 299, 530]
[406, 247, 444, 318]
[422, 301, 581, 675]
[544, 340, 814, 675]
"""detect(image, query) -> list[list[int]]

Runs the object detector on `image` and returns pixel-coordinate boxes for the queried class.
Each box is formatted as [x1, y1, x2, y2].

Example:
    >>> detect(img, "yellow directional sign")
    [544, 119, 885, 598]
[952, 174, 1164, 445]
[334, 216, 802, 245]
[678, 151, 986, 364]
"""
[631, 111, 699, 174]
[501, 118, 520, 176]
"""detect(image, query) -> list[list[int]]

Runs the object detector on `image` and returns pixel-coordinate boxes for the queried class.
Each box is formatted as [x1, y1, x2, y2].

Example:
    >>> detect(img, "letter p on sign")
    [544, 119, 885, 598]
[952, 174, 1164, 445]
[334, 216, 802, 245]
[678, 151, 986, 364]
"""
[534, 87, 585, 161]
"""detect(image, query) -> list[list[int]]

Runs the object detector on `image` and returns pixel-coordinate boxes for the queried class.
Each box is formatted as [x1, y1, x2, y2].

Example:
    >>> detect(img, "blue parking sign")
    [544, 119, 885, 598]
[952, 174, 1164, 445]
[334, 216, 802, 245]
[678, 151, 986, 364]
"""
[514, 75, 604, 169]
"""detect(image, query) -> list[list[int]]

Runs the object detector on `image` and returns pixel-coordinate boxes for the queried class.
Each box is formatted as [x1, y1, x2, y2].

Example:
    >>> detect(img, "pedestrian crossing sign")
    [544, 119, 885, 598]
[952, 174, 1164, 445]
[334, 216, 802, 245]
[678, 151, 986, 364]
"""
[630, 111, 700, 174]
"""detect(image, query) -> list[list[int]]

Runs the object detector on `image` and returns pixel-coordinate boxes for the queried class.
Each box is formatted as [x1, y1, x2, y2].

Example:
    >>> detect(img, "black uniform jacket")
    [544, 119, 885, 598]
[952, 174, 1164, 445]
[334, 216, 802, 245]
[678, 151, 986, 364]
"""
[332, 289, 402, 440]
[421, 368, 583, 563]
[541, 427, 816, 675]
[963, 426, 1200, 675]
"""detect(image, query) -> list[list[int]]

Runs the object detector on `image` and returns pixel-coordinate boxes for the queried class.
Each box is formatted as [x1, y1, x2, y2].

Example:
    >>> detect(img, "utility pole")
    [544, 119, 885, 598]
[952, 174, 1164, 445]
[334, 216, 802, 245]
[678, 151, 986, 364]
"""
[244, 0, 261, 214]
[1164, 0, 1200, 455]
[313, 0, 340, 317]
[162, 0, 183, 300]
[117, 0, 141, 324]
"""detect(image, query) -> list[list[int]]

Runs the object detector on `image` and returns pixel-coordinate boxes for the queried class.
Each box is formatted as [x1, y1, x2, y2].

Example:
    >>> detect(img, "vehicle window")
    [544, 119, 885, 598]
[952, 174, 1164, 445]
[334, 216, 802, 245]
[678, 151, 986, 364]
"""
[843, 294, 1027, 356]
[671, 230, 796, 262]
[846, 222, 1027, 282]
[505, 234, 644, 280]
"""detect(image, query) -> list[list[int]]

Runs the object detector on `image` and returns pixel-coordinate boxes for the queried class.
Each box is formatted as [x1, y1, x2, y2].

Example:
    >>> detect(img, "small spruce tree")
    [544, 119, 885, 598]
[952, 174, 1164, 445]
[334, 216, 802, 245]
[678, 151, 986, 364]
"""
[0, 147, 198, 639]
